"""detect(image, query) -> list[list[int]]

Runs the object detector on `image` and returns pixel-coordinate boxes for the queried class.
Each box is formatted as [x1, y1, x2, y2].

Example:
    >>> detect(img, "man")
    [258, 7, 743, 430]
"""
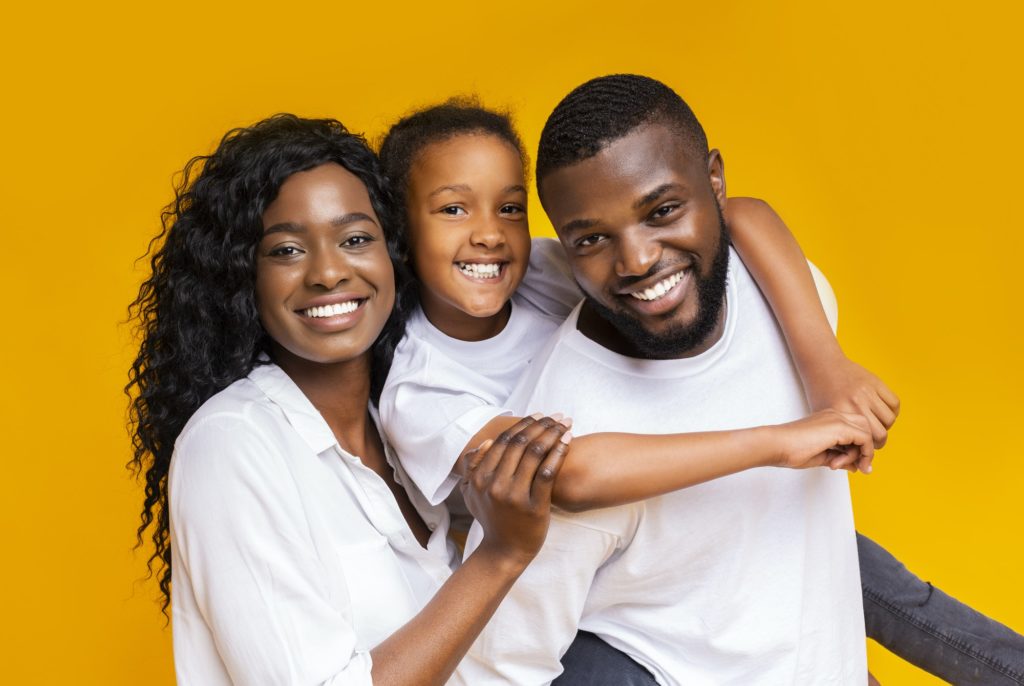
[456, 74, 1024, 685]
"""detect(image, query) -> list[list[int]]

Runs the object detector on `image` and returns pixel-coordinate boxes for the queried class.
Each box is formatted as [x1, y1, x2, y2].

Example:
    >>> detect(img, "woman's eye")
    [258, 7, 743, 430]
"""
[268, 245, 301, 257]
[342, 234, 373, 247]
[441, 205, 467, 216]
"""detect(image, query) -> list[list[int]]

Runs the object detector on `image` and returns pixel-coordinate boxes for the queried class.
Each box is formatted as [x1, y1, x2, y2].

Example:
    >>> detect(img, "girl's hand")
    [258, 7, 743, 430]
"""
[805, 356, 901, 469]
[460, 415, 572, 568]
[770, 409, 875, 473]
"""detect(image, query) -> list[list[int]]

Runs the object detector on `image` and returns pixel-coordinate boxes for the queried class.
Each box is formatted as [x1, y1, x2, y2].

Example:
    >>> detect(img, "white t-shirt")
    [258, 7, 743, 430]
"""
[170, 363, 457, 685]
[379, 238, 572, 508]
[456, 250, 865, 686]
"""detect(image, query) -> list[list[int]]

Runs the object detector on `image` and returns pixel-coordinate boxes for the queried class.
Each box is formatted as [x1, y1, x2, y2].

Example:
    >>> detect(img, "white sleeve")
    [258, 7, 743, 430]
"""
[171, 414, 373, 686]
[452, 516, 620, 685]
[515, 237, 582, 319]
[380, 342, 510, 505]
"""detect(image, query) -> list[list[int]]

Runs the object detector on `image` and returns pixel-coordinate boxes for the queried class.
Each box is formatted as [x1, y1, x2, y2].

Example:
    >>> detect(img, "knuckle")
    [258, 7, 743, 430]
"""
[510, 432, 531, 446]
[527, 441, 548, 458]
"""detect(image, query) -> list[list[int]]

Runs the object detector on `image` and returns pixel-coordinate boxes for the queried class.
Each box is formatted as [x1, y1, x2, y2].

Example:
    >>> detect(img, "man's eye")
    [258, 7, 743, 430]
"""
[652, 204, 680, 220]
[441, 206, 467, 216]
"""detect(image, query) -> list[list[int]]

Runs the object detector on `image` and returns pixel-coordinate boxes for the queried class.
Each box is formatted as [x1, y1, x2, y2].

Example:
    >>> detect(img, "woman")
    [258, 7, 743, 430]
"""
[126, 113, 584, 685]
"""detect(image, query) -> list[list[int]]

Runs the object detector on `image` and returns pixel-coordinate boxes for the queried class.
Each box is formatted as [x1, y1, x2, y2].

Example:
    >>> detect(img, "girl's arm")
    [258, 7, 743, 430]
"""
[464, 408, 872, 513]
[724, 197, 900, 462]
[371, 417, 569, 686]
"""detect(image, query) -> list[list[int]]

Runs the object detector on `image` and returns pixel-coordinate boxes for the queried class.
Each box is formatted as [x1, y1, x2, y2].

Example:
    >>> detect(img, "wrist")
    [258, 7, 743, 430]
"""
[751, 425, 786, 468]
[471, 541, 534, 578]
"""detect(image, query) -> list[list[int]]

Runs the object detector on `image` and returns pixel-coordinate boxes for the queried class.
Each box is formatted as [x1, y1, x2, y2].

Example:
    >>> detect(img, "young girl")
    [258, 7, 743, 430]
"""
[376, 100, 1023, 685]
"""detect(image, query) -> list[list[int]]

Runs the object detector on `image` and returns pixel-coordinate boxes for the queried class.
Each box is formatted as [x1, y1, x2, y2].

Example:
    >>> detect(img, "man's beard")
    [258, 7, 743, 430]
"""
[585, 215, 731, 360]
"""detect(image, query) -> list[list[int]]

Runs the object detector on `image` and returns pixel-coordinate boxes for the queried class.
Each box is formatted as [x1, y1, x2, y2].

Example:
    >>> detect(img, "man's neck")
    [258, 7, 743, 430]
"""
[577, 298, 728, 360]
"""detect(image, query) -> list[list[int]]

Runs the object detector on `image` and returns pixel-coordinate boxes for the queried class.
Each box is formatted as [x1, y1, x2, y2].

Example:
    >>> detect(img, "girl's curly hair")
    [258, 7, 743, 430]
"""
[126, 114, 413, 614]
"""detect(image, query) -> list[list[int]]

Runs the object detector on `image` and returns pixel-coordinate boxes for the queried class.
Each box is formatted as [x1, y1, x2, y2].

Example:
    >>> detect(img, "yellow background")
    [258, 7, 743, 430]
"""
[2, 1, 1021, 683]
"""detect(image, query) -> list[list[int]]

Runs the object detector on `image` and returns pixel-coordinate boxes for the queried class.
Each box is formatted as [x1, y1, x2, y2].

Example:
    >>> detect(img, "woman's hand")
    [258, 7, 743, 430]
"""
[460, 415, 572, 568]
[804, 355, 901, 466]
[768, 409, 875, 473]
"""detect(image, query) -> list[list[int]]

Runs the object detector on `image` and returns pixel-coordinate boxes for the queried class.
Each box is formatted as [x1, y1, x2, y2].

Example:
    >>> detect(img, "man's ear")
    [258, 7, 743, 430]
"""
[707, 149, 726, 207]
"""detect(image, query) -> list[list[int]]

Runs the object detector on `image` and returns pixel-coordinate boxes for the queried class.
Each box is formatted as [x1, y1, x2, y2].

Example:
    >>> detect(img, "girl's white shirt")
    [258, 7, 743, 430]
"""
[169, 362, 457, 686]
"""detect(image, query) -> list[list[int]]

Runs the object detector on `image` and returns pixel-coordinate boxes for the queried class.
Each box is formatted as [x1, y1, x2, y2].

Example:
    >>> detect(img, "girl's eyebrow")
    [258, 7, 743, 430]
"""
[428, 184, 471, 198]
[504, 184, 527, 194]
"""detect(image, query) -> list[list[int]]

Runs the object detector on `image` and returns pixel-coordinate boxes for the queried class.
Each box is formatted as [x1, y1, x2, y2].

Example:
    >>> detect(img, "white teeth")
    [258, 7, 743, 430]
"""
[630, 271, 685, 302]
[304, 301, 361, 318]
[457, 262, 502, 279]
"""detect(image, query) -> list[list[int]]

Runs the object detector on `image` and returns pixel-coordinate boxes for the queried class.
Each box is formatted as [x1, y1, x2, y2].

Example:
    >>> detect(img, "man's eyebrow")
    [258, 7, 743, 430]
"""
[428, 184, 472, 198]
[634, 183, 686, 210]
[560, 218, 598, 235]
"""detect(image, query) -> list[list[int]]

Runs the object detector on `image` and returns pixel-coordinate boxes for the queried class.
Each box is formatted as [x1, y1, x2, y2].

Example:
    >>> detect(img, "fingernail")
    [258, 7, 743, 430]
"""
[529, 412, 543, 420]
[558, 416, 573, 428]
[865, 464, 873, 474]
[560, 431, 573, 444]
[550, 412, 564, 421]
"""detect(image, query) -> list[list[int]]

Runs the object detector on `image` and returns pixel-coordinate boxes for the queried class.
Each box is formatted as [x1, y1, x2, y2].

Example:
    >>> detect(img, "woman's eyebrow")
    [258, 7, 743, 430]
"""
[263, 221, 304, 236]
[330, 212, 378, 227]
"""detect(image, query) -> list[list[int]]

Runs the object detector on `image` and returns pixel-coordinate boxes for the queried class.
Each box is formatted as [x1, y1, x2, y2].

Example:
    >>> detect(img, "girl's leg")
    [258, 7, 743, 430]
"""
[859, 533, 1024, 685]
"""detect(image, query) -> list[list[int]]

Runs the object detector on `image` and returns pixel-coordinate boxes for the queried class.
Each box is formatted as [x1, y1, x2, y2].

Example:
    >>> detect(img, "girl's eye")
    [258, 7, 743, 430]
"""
[500, 204, 525, 216]
[441, 206, 467, 216]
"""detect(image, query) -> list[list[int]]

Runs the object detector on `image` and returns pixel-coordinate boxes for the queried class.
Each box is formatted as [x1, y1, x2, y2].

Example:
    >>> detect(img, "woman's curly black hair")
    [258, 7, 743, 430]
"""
[126, 114, 414, 614]
[377, 97, 527, 302]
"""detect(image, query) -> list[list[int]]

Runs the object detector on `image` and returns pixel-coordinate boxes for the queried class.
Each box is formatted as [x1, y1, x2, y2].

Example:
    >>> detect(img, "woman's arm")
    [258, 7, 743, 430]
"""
[465, 409, 872, 513]
[370, 416, 570, 686]
[725, 197, 900, 461]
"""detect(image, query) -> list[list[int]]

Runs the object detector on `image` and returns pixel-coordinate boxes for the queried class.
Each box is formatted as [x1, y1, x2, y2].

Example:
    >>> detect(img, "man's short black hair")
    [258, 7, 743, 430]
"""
[536, 74, 709, 194]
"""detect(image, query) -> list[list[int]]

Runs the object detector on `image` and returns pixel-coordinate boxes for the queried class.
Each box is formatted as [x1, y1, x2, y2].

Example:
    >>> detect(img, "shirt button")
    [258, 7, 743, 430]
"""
[428, 523, 437, 531]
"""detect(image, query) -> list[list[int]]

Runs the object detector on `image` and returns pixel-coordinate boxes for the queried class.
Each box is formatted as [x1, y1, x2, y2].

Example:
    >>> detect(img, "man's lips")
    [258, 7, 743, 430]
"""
[616, 268, 693, 316]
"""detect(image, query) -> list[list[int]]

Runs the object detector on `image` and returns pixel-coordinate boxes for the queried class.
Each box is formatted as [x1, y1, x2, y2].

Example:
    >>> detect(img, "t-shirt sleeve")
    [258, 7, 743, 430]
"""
[171, 413, 373, 686]
[515, 237, 583, 318]
[379, 342, 511, 506]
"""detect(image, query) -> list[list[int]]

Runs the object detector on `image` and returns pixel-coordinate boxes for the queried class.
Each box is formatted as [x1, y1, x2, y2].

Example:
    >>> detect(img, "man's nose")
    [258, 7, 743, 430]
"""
[614, 228, 661, 278]
[305, 248, 352, 289]
[469, 214, 507, 250]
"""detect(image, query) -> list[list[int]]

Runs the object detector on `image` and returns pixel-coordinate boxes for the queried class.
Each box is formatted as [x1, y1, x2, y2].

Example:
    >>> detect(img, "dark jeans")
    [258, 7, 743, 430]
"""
[556, 630, 658, 686]
[859, 533, 1024, 685]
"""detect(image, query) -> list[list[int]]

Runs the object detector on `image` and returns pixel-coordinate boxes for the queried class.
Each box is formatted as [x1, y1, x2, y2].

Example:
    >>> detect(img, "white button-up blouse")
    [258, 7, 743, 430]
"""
[169, 363, 457, 685]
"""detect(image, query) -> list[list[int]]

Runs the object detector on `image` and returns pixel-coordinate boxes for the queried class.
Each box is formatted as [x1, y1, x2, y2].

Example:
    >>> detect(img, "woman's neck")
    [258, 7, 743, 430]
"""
[273, 346, 375, 456]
